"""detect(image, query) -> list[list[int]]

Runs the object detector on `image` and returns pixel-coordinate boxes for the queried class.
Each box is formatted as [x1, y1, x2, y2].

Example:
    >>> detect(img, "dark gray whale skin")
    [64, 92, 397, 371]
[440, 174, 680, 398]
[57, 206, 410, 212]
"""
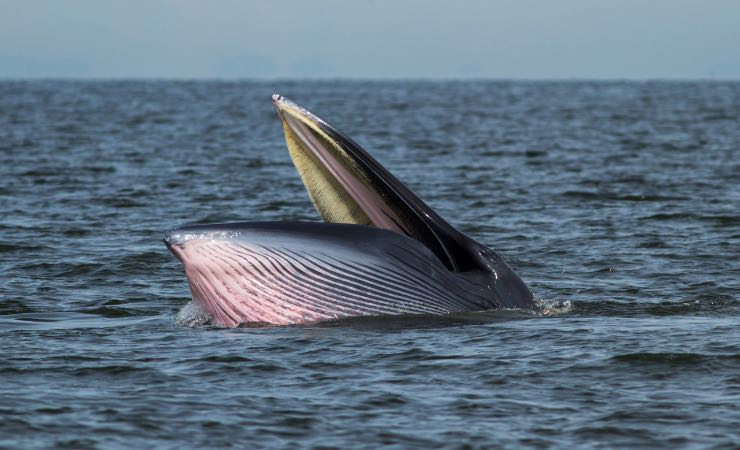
[164, 95, 535, 326]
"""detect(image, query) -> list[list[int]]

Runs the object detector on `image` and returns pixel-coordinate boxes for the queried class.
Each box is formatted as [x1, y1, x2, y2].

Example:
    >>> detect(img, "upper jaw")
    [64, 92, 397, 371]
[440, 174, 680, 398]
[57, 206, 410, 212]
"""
[271, 93, 484, 272]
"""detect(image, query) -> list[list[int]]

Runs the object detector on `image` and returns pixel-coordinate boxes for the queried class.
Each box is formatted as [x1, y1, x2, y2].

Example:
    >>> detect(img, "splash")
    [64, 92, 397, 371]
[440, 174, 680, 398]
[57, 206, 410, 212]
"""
[534, 297, 574, 316]
[175, 300, 213, 327]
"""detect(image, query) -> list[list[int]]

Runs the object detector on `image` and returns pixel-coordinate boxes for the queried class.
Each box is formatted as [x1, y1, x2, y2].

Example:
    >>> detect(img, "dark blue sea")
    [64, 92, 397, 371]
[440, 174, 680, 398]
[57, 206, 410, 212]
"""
[1, 80, 738, 449]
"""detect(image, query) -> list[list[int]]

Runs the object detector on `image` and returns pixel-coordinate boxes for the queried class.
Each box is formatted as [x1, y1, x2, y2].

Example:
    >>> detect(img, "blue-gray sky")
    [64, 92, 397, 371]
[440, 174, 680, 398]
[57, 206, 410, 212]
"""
[1, 0, 739, 79]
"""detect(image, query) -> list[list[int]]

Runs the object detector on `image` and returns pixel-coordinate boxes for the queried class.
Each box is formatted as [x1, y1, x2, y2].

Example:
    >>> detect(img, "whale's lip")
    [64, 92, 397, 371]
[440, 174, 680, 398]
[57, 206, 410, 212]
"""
[163, 227, 233, 249]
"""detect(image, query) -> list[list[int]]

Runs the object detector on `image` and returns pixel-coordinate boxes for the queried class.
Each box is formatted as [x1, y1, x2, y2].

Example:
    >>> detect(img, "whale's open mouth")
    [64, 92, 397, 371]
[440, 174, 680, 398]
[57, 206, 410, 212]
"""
[271, 94, 476, 272]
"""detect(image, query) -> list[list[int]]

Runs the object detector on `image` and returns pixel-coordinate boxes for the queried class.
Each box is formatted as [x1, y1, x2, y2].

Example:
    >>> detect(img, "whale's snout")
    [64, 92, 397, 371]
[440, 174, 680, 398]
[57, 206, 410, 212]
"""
[162, 229, 192, 262]
[162, 229, 181, 249]
[271, 93, 292, 116]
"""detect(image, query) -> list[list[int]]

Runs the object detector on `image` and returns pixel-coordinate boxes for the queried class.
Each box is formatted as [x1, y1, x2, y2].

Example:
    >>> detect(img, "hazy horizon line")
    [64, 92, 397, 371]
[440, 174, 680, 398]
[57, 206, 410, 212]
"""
[2, 76, 739, 82]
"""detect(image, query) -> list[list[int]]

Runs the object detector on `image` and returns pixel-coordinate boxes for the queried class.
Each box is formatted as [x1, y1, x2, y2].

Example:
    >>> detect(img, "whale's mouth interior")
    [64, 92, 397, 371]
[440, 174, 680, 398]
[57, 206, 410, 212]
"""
[273, 95, 465, 271]
[281, 114, 409, 235]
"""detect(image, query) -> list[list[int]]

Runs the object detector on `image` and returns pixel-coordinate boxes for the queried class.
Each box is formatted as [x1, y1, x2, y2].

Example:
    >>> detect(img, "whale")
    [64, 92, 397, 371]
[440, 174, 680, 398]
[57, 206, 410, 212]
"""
[163, 94, 535, 327]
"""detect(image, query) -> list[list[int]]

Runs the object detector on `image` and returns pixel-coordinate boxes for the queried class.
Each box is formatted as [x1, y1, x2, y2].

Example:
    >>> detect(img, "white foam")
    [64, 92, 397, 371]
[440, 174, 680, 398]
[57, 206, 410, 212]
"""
[535, 297, 574, 316]
[175, 300, 213, 327]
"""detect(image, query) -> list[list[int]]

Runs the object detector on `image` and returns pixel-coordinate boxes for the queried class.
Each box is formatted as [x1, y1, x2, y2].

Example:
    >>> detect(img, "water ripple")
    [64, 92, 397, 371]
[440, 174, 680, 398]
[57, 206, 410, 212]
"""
[1, 80, 738, 449]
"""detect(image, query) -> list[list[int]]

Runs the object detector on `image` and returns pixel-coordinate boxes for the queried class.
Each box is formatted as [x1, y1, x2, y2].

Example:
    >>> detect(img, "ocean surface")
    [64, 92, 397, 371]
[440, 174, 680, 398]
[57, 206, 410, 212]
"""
[1, 80, 738, 449]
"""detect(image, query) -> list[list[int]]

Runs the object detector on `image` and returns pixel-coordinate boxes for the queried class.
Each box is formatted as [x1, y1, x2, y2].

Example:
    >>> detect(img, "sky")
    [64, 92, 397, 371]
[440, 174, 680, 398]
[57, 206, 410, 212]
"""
[1, 0, 739, 79]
